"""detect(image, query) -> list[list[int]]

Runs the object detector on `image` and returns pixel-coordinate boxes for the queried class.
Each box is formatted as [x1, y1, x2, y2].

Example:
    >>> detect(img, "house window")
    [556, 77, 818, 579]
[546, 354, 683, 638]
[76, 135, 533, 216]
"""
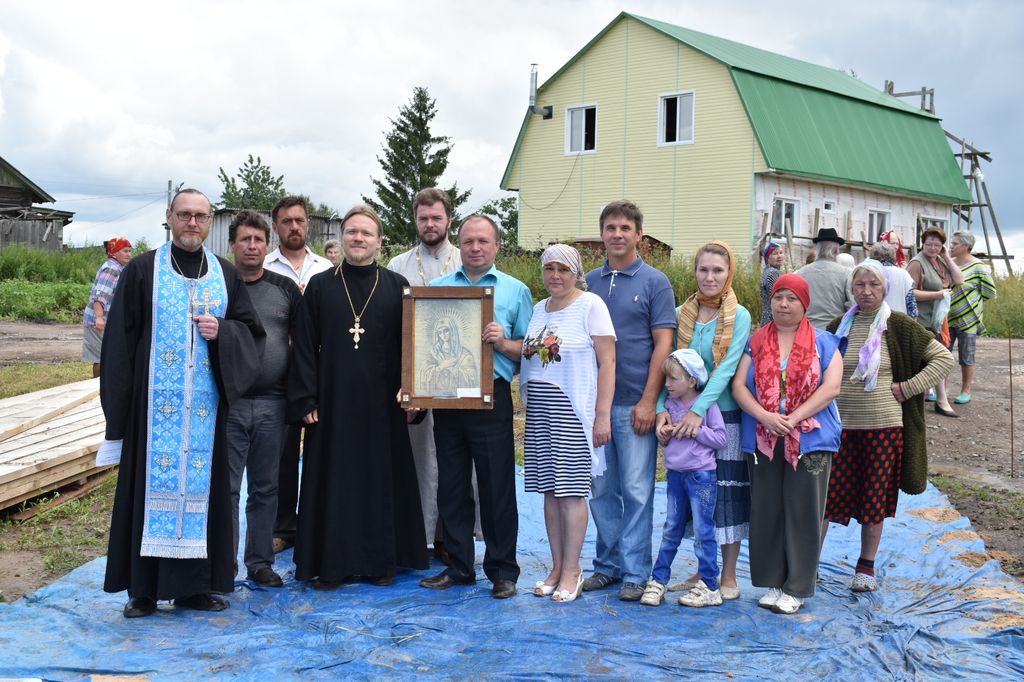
[771, 198, 800, 236]
[920, 216, 948, 232]
[566, 104, 597, 154]
[822, 199, 836, 214]
[658, 92, 695, 146]
[868, 209, 890, 242]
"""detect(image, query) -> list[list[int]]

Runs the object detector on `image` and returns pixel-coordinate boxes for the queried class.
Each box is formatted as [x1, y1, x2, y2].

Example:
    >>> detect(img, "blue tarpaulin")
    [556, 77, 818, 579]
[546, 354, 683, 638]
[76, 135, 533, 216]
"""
[1, 473, 1022, 680]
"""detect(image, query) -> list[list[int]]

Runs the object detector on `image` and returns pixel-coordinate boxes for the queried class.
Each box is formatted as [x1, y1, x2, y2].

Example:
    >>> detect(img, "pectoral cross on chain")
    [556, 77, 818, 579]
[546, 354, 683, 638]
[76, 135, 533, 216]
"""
[193, 289, 222, 318]
[349, 317, 365, 349]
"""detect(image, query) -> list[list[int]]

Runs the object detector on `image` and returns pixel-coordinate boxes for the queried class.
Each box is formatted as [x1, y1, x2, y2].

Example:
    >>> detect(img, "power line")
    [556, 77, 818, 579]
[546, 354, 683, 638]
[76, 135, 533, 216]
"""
[96, 196, 167, 224]
[53, 191, 166, 203]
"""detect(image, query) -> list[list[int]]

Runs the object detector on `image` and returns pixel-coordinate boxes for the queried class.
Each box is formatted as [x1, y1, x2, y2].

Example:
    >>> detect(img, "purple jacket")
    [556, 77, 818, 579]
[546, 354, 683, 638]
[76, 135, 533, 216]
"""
[664, 396, 727, 472]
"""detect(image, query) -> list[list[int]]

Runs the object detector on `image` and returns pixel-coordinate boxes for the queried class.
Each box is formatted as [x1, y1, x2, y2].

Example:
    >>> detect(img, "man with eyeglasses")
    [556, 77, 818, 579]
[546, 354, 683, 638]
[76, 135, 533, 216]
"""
[100, 188, 265, 618]
[263, 196, 332, 556]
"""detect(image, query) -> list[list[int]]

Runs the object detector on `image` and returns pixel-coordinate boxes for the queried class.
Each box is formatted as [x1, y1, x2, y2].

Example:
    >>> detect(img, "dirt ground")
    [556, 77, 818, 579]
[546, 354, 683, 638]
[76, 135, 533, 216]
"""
[1, 322, 1021, 603]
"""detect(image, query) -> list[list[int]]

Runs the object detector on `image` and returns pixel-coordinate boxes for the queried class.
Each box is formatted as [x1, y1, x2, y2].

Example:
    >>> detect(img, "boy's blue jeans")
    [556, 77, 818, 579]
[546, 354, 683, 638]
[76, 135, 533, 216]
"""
[651, 469, 719, 590]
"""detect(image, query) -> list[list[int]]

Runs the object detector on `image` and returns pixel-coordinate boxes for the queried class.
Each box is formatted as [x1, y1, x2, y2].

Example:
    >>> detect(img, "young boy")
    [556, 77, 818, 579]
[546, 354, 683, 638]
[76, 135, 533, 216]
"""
[640, 348, 728, 607]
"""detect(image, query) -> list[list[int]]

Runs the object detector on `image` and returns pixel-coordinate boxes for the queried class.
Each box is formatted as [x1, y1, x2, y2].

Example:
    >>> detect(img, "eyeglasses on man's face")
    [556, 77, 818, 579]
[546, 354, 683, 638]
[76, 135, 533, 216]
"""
[174, 211, 213, 225]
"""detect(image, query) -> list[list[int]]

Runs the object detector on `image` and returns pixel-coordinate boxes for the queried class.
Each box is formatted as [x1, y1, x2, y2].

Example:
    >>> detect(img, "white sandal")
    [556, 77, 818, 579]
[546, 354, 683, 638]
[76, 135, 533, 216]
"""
[533, 580, 557, 597]
[552, 572, 584, 603]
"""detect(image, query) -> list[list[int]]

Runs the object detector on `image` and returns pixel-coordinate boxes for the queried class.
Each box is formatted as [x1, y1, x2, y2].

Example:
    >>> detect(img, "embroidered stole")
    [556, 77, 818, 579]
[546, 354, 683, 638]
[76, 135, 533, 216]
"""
[141, 243, 228, 559]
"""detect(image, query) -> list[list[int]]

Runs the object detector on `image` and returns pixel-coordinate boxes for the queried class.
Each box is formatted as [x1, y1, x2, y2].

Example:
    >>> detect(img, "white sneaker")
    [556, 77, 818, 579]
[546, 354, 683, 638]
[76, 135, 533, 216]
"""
[771, 592, 804, 615]
[640, 579, 666, 606]
[677, 579, 723, 608]
[758, 587, 784, 609]
[852, 573, 878, 592]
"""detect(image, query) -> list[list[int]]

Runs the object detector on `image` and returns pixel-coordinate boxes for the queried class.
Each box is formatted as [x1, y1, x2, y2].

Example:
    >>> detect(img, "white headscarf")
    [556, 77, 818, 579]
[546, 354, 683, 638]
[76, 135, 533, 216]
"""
[541, 243, 587, 290]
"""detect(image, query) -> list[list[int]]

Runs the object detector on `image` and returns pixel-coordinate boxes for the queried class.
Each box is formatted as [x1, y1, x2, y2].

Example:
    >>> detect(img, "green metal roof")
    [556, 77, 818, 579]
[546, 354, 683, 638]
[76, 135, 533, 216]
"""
[629, 14, 932, 117]
[732, 70, 971, 202]
[502, 12, 970, 203]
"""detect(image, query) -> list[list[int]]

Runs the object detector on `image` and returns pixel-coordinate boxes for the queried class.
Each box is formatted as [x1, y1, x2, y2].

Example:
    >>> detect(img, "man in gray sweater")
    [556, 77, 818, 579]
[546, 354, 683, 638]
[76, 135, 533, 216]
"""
[226, 210, 302, 586]
[796, 228, 853, 329]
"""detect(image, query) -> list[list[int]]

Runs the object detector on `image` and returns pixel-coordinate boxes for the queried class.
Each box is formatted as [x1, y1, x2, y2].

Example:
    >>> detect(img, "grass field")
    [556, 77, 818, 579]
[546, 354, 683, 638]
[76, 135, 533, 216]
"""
[1, 243, 1022, 337]
[0, 363, 93, 399]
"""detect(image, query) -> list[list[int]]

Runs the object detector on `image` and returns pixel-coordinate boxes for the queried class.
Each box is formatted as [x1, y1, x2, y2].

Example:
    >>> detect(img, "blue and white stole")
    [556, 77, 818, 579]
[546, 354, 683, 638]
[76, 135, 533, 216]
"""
[140, 242, 228, 558]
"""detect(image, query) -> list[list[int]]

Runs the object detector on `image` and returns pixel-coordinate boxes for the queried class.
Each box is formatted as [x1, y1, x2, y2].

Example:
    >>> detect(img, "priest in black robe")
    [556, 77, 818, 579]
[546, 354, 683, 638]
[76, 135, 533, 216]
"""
[101, 189, 264, 617]
[289, 205, 428, 587]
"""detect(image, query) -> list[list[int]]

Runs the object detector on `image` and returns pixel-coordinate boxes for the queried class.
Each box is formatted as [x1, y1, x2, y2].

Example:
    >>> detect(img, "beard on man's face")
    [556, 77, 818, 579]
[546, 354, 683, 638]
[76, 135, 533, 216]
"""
[282, 230, 306, 250]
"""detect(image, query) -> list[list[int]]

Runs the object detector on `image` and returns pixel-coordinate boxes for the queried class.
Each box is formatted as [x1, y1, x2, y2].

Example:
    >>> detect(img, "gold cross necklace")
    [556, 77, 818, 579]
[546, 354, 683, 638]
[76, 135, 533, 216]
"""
[340, 264, 380, 349]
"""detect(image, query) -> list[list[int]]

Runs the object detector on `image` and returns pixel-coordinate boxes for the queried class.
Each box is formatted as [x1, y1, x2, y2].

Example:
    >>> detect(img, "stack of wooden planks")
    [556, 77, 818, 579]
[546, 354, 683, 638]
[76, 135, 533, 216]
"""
[0, 378, 110, 510]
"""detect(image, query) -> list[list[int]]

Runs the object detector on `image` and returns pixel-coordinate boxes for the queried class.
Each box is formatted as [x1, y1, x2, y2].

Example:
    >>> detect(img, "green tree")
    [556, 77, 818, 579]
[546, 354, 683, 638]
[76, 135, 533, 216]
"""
[479, 194, 519, 251]
[363, 86, 470, 245]
[217, 154, 287, 210]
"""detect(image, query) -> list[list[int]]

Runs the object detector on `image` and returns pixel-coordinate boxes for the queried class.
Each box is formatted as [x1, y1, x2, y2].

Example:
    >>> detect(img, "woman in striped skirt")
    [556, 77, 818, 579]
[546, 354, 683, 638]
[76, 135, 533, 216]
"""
[655, 241, 752, 600]
[521, 244, 616, 603]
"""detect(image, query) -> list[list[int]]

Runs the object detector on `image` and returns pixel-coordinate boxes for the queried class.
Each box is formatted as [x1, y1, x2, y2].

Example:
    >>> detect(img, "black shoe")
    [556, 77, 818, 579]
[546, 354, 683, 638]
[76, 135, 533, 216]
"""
[934, 404, 960, 418]
[419, 570, 476, 590]
[174, 593, 228, 612]
[247, 567, 283, 587]
[123, 596, 157, 618]
[491, 579, 517, 599]
[432, 542, 453, 567]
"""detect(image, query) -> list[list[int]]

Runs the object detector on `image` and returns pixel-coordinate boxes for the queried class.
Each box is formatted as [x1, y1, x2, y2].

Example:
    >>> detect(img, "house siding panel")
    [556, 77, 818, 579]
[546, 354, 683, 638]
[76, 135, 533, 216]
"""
[512, 17, 767, 258]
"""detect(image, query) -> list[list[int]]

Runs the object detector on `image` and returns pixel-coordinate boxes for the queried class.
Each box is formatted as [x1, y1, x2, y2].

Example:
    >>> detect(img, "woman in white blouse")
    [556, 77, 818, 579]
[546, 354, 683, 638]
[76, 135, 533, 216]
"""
[521, 244, 616, 603]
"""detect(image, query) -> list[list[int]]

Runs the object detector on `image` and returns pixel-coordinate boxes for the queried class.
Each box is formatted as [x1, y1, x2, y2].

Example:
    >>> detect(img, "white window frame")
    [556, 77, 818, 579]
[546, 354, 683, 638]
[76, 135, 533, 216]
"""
[564, 102, 598, 155]
[920, 215, 949, 231]
[822, 199, 836, 214]
[868, 208, 891, 243]
[656, 90, 696, 147]
[771, 196, 801, 236]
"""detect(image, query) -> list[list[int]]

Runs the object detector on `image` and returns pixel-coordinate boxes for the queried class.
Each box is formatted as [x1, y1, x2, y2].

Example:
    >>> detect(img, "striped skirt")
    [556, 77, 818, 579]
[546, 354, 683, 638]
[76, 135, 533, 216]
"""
[523, 381, 592, 498]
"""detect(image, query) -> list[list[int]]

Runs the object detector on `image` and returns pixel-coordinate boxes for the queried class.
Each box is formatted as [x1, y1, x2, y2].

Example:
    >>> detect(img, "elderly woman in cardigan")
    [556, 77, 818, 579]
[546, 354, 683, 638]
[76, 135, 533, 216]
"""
[732, 273, 843, 615]
[822, 259, 954, 592]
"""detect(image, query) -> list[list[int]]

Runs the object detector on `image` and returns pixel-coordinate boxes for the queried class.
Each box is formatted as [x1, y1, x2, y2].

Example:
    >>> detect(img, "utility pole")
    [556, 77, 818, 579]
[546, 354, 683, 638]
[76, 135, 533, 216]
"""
[164, 180, 172, 242]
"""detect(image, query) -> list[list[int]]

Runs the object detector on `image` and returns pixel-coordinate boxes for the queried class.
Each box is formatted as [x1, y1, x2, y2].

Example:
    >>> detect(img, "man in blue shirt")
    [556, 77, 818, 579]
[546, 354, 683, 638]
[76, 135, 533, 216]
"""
[419, 215, 533, 599]
[583, 200, 676, 601]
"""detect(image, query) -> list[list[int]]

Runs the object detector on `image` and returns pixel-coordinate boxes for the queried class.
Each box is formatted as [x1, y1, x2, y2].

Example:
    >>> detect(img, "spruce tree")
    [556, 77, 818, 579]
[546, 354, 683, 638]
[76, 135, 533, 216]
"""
[363, 87, 470, 245]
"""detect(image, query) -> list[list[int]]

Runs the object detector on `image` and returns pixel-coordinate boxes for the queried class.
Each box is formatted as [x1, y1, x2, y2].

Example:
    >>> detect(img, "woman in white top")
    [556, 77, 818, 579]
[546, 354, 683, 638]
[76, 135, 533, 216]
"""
[521, 244, 616, 603]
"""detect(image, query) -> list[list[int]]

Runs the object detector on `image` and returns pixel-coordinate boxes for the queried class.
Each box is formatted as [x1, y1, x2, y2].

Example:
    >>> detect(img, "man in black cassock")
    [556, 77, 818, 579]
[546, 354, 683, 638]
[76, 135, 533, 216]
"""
[101, 189, 264, 618]
[289, 205, 428, 587]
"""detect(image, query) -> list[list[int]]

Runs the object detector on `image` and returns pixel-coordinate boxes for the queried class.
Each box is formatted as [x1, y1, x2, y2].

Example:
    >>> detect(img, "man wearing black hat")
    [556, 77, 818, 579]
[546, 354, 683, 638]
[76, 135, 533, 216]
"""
[796, 228, 853, 328]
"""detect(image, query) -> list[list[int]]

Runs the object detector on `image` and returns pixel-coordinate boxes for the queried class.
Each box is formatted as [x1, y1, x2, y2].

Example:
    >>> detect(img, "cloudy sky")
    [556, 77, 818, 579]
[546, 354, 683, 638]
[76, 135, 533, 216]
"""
[1, 0, 1021, 265]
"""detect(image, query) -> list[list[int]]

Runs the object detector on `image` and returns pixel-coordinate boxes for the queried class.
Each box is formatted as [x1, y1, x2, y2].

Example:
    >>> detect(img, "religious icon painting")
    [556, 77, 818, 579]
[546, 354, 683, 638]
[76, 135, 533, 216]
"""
[401, 286, 494, 409]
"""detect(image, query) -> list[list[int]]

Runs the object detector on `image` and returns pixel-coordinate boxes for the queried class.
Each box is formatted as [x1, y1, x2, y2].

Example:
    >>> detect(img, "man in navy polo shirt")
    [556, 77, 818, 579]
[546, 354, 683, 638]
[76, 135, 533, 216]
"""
[419, 214, 534, 599]
[582, 200, 676, 601]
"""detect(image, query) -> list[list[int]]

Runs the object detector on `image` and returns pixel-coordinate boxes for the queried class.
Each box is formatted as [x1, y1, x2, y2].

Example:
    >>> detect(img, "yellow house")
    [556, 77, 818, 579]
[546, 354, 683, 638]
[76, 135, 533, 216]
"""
[501, 13, 971, 260]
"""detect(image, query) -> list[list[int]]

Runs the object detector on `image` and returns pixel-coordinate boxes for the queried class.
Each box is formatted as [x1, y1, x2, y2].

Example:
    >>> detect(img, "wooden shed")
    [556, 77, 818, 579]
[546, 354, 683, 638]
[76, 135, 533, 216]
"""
[206, 207, 343, 256]
[0, 155, 74, 252]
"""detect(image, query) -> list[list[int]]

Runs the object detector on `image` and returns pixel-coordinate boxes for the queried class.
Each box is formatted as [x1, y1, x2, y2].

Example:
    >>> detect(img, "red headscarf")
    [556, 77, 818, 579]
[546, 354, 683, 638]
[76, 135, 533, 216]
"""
[106, 237, 132, 257]
[878, 230, 906, 267]
[748, 273, 820, 469]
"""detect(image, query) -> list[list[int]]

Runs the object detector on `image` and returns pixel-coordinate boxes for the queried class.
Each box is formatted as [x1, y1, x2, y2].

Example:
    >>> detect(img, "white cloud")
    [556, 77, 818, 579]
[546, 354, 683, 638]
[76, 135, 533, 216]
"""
[0, 0, 1020, 256]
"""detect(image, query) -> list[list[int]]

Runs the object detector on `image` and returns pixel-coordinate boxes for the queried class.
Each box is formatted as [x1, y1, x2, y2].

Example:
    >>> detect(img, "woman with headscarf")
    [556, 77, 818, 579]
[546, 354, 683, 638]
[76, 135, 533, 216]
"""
[906, 227, 964, 416]
[869, 237, 917, 317]
[732, 273, 843, 615]
[823, 259, 954, 593]
[83, 237, 132, 377]
[521, 244, 616, 603]
[656, 241, 752, 601]
[759, 242, 785, 325]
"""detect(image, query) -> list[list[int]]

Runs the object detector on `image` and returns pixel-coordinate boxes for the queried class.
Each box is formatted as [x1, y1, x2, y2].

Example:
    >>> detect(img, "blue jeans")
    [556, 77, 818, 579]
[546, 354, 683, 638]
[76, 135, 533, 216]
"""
[651, 469, 719, 591]
[589, 404, 658, 584]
